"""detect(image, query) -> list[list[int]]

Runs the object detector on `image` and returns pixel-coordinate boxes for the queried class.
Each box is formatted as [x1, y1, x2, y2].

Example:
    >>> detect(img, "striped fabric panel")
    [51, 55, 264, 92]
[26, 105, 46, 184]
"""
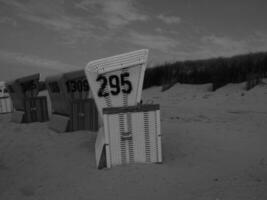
[122, 68, 134, 163]
[102, 74, 112, 108]
[154, 111, 159, 161]
[119, 113, 127, 164]
[0, 98, 3, 113]
[143, 112, 151, 162]
[104, 94, 112, 107]
[126, 112, 134, 163]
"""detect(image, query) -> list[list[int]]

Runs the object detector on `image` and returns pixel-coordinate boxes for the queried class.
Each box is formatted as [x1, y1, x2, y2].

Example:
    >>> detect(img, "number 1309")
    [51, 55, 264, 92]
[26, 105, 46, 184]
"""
[96, 72, 132, 97]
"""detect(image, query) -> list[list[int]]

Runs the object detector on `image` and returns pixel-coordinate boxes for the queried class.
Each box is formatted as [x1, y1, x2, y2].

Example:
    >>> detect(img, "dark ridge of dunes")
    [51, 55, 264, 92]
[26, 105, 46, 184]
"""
[143, 51, 267, 91]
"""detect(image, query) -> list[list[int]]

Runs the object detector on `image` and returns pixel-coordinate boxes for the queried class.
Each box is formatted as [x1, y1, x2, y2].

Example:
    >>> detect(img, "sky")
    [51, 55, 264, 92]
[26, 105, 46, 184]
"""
[0, 0, 267, 80]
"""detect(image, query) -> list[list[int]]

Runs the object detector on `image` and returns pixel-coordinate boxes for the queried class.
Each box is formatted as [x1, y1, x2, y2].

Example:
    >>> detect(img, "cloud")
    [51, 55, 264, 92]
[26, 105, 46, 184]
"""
[158, 14, 181, 24]
[0, 50, 76, 71]
[127, 30, 180, 53]
[21, 14, 102, 44]
[181, 32, 267, 60]
[249, 31, 267, 51]
[0, 0, 28, 12]
[199, 35, 248, 57]
[126, 30, 267, 63]
[201, 35, 245, 50]
[75, 0, 148, 28]
[0, 0, 102, 45]
[22, 15, 73, 30]
[0, 16, 17, 26]
[137, 31, 267, 62]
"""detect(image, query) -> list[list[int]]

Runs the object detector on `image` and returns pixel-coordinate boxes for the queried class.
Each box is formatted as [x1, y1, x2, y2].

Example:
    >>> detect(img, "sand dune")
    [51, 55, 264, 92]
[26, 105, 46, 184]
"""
[1, 81, 267, 200]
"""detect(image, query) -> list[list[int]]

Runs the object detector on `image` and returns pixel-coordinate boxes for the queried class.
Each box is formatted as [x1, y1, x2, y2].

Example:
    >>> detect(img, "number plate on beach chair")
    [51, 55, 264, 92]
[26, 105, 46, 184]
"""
[85, 49, 148, 118]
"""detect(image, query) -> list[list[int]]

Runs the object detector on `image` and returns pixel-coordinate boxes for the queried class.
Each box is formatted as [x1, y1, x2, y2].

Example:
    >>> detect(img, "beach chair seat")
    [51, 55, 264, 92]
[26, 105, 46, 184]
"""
[95, 104, 162, 169]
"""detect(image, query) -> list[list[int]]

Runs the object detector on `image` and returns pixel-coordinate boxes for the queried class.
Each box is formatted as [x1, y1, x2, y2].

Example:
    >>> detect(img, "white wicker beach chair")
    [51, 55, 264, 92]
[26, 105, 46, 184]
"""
[0, 81, 13, 113]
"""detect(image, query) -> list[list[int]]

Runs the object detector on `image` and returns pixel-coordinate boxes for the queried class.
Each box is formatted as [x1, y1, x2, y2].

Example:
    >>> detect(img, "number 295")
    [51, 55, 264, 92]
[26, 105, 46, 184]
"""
[96, 72, 132, 97]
